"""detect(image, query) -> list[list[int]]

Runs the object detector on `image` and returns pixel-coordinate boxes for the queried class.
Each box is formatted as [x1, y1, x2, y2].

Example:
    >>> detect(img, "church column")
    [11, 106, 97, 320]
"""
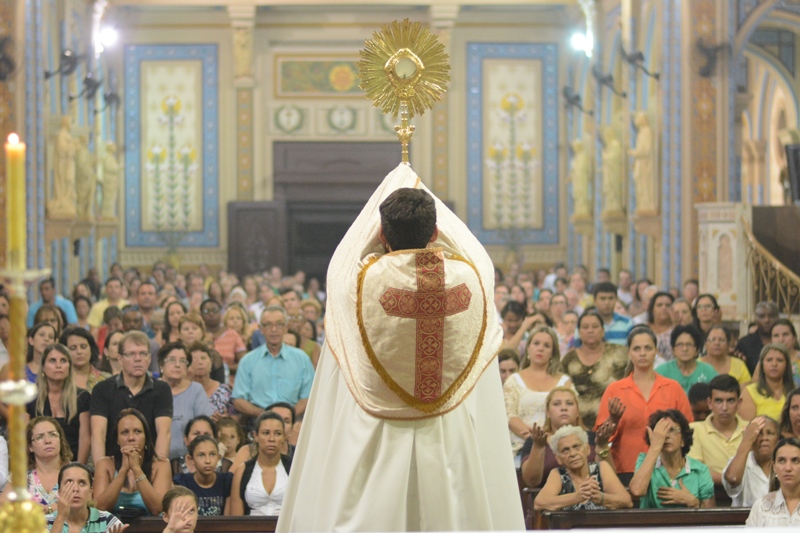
[228, 4, 256, 200]
[740, 140, 754, 204]
[682, 0, 736, 285]
[751, 140, 767, 204]
[430, 4, 458, 199]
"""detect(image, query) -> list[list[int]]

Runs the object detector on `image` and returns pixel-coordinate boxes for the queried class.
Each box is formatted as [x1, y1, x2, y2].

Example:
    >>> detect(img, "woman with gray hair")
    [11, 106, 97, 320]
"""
[534, 425, 631, 511]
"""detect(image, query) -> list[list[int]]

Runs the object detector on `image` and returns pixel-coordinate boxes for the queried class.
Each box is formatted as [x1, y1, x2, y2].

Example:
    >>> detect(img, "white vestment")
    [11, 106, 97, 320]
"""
[277, 164, 524, 532]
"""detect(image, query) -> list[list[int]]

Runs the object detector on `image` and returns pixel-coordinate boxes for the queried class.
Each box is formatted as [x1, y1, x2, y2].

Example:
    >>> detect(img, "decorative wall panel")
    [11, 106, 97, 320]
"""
[124, 44, 219, 248]
[466, 43, 559, 246]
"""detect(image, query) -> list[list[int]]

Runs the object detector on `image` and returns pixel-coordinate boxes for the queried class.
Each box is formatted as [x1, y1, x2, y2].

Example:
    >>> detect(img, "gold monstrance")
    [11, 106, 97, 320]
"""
[358, 19, 450, 164]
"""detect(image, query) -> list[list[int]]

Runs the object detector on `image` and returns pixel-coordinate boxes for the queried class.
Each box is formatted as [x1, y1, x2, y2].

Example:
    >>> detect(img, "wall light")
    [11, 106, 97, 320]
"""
[100, 27, 118, 47]
[570, 32, 593, 58]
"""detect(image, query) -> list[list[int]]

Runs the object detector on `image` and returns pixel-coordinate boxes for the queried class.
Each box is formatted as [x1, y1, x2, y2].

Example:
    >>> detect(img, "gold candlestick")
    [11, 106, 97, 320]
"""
[357, 19, 450, 165]
[0, 133, 50, 533]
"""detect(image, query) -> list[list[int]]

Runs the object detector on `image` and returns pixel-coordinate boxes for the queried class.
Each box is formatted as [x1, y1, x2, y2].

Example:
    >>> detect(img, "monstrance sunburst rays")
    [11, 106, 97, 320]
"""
[358, 19, 450, 164]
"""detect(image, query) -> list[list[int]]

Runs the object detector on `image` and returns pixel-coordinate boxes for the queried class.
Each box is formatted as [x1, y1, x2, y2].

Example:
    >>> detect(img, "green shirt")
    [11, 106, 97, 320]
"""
[635, 453, 715, 508]
[47, 507, 123, 533]
[655, 360, 718, 395]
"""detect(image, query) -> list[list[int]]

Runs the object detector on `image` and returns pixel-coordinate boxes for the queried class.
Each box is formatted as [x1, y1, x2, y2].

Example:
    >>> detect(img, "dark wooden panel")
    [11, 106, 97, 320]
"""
[126, 516, 277, 533]
[536, 507, 750, 529]
[752, 205, 800, 278]
[273, 141, 398, 203]
[227, 201, 287, 279]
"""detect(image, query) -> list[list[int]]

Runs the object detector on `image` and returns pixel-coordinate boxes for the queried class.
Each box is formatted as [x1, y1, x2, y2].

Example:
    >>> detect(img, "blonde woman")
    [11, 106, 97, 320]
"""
[504, 326, 572, 457]
[223, 305, 252, 347]
[27, 344, 91, 464]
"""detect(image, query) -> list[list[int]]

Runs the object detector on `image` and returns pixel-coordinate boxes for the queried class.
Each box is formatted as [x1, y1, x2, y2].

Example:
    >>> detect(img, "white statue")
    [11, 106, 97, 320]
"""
[630, 112, 656, 214]
[75, 135, 96, 220]
[48, 115, 77, 218]
[601, 125, 624, 215]
[100, 142, 120, 220]
[569, 137, 592, 219]
[233, 27, 254, 78]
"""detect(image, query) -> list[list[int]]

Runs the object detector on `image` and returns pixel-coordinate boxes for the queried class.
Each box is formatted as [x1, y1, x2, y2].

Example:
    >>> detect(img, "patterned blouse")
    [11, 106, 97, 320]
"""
[209, 383, 236, 416]
[559, 343, 629, 429]
[86, 367, 111, 392]
[28, 469, 58, 513]
[557, 462, 605, 510]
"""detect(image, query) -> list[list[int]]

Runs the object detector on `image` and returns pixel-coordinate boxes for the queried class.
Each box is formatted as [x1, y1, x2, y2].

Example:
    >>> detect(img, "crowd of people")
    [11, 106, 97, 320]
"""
[497, 263, 800, 525]
[0, 262, 322, 531]
[0, 259, 798, 528]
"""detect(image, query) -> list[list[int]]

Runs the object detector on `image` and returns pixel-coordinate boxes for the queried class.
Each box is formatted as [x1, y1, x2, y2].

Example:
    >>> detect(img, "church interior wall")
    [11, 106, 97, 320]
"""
[22, 1, 800, 295]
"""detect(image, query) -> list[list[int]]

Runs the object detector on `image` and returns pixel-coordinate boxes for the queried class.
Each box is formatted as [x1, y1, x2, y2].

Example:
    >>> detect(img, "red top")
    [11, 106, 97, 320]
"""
[594, 373, 693, 473]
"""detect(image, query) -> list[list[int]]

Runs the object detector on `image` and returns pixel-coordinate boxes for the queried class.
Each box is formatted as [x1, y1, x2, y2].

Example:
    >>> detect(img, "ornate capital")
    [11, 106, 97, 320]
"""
[227, 4, 256, 28]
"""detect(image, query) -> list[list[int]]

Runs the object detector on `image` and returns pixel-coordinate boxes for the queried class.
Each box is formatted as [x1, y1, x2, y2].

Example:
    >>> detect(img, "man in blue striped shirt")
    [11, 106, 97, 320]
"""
[593, 281, 632, 345]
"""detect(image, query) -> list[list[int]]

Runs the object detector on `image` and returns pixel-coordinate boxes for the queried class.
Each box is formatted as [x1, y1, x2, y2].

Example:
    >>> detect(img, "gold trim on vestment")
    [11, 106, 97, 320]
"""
[355, 247, 488, 413]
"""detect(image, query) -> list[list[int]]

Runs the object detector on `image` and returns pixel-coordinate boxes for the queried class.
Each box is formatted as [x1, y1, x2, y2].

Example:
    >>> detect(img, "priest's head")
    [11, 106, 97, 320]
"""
[379, 188, 438, 252]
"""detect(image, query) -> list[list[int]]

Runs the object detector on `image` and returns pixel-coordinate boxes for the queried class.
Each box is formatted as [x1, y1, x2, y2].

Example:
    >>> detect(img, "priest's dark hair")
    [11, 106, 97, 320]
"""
[379, 188, 436, 251]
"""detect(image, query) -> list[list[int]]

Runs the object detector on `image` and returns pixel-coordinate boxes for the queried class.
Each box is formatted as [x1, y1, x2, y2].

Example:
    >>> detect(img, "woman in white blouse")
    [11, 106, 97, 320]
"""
[229, 412, 292, 516]
[504, 326, 572, 456]
[747, 437, 800, 526]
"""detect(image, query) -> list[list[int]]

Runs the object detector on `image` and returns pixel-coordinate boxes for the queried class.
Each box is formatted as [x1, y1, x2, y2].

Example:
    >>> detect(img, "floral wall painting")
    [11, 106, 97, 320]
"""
[124, 44, 219, 248]
[482, 59, 543, 231]
[467, 43, 559, 246]
[141, 62, 202, 233]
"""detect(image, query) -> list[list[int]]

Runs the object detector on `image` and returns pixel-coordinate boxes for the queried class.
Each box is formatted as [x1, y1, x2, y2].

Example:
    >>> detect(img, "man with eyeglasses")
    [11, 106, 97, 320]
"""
[90, 330, 173, 461]
[735, 301, 779, 375]
[687, 374, 747, 487]
[232, 305, 314, 424]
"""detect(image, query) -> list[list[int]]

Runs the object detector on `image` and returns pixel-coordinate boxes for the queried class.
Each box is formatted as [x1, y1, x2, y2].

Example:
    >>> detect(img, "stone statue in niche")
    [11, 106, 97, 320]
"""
[569, 136, 592, 220]
[75, 135, 96, 220]
[100, 141, 120, 220]
[630, 112, 656, 214]
[233, 27, 254, 78]
[601, 125, 624, 215]
[48, 114, 77, 219]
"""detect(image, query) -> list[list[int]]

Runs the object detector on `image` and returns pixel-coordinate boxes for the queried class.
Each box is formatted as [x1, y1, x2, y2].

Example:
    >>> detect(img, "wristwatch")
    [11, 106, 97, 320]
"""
[596, 447, 611, 459]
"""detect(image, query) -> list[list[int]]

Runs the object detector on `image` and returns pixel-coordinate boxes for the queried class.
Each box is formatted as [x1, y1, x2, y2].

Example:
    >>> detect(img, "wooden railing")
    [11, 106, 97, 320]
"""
[742, 215, 800, 317]
[125, 516, 277, 533]
[535, 508, 750, 529]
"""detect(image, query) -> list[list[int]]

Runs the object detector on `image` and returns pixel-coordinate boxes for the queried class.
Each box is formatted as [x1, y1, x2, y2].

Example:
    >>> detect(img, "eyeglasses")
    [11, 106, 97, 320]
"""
[663, 426, 682, 434]
[121, 351, 150, 359]
[164, 357, 188, 366]
[201, 307, 220, 315]
[260, 322, 287, 329]
[32, 431, 60, 443]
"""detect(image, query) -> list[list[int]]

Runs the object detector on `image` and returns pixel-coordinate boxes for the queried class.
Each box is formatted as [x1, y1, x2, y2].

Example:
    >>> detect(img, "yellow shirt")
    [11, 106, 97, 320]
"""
[745, 382, 786, 421]
[699, 355, 752, 386]
[87, 298, 130, 328]
[687, 414, 746, 474]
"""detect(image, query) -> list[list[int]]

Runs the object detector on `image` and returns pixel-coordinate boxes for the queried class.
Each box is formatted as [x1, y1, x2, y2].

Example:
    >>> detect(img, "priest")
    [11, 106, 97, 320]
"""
[277, 163, 524, 531]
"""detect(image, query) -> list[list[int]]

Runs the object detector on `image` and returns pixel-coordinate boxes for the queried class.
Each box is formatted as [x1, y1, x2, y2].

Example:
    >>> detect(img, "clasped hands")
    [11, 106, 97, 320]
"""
[577, 476, 602, 505]
[119, 444, 144, 477]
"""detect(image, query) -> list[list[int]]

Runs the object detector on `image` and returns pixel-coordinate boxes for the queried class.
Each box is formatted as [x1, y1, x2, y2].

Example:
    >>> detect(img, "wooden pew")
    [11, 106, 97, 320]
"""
[124, 516, 278, 533]
[535, 508, 750, 529]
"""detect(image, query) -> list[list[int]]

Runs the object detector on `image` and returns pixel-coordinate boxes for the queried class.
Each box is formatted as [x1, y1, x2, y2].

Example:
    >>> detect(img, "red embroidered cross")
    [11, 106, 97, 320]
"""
[378, 251, 472, 403]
